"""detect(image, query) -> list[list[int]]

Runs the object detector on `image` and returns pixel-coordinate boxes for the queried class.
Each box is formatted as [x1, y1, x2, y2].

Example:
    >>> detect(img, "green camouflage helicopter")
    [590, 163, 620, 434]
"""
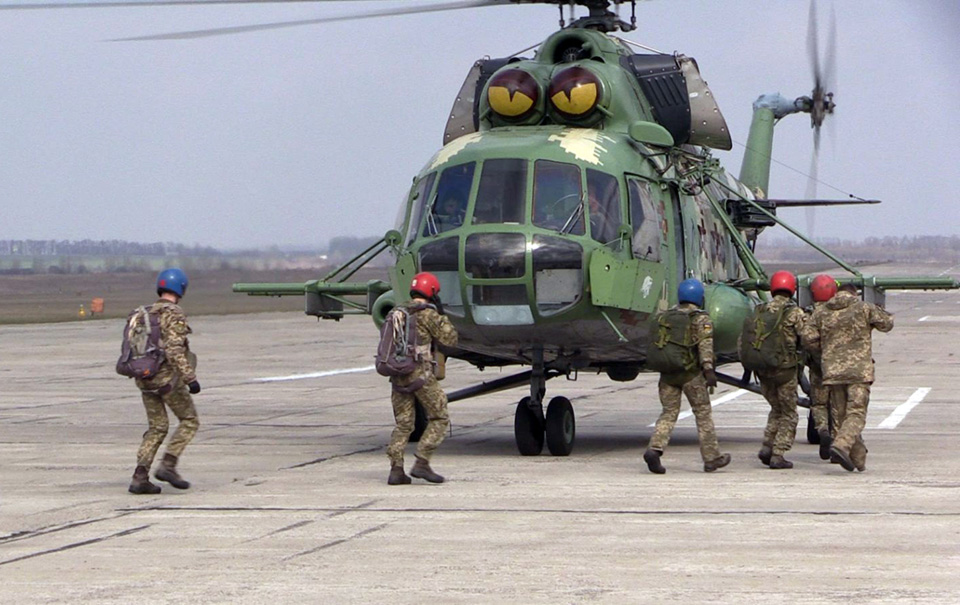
[9, 0, 956, 455]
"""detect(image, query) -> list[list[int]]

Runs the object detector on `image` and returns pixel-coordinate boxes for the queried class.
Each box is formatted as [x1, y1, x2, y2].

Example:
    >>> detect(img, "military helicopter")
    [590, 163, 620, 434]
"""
[7, 0, 957, 456]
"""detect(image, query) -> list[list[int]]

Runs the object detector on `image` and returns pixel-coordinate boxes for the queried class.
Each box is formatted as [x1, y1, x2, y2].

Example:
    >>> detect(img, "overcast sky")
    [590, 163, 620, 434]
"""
[1, 0, 958, 249]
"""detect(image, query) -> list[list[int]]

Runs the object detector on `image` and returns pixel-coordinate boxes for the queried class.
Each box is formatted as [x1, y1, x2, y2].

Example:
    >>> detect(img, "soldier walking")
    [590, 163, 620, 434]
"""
[128, 268, 201, 494]
[740, 271, 806, 469]
[385, 272, 459, 485]
[805, 274, 839, 460]
[801, 283, 893, 472]
[643, 279, 731, 474]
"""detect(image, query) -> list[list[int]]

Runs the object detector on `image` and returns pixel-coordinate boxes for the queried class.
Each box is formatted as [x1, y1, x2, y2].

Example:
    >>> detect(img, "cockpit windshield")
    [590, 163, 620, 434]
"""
[424, 162, 475, 236]
[473, 159, 527, 225]
[532, 160, 585, 236]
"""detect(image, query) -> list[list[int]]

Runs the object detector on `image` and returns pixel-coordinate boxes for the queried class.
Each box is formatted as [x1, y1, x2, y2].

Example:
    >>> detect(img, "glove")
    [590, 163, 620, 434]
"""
[431, 295, 445, 316]
[703, 368, 718, 388]
[188, 380, 201, 394]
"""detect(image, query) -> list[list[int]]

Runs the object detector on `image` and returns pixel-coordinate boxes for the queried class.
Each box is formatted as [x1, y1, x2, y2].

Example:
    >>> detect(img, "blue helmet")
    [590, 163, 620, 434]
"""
[157, 268, 189, 297]
[677, 278, 705, 307]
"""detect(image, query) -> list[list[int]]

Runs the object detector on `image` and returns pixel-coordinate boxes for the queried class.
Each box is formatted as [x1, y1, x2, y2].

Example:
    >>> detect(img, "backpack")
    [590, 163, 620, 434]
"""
[646, 309, 700, 375]
[739, 302, 798, 372]
[116, 306, 165, 379]
[375, 304, 426, 378]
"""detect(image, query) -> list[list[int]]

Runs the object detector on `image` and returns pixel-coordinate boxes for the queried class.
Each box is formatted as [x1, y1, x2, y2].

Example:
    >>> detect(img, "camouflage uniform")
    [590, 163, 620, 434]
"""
[134, 300, 199, 468]
[754, 295, 806, 457]
[387, 302, 458, 466]
[805, 302, 830, 434]
[801, 290, 894, 468]
[648, 303, 722, 462]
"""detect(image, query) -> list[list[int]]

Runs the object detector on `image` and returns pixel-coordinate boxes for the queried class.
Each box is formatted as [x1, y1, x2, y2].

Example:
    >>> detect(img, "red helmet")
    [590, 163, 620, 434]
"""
[810, 274, 838, 302]
[769, 271, 797, 296]
[410, 272, 440, 299]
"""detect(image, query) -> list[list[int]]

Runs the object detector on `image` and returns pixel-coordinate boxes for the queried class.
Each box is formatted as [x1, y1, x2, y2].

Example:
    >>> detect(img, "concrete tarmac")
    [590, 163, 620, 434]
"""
[2, 262, 959, 603]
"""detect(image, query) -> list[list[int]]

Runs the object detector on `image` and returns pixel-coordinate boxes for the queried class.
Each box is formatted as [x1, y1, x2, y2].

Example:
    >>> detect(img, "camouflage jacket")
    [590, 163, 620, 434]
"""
[802, 301, 826, 368]
[676, 302, 716, 371]
[391, 301, 458, 389]
[135, 299, 197, 391]
[800, 290, 894, 385]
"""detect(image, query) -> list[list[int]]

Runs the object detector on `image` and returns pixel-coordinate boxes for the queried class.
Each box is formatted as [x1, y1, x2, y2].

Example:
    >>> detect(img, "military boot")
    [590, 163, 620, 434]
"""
[387, 464, 411, 485]
[818, 431, 833, 461]
[758, 444, 773, 466]
[154, 453, 190, 490]
[704, 453, 731, 473]
[851, 443, 868, 472]
[410, 456, 445, 483]
[768, 455, 794, 469]
[829, 445, 855, 472]
[643, 448, 666, 474]
[128, 465, 161, 495]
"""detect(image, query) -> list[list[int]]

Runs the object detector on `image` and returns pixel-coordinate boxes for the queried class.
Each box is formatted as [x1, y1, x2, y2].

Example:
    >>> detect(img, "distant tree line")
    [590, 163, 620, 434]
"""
[758, 235, 960, 262]
[0, 239, 220, 257]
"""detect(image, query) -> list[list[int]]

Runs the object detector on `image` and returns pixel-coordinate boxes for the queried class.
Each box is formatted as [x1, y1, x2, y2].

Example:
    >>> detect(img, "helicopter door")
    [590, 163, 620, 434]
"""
[668, 184, 687, 283]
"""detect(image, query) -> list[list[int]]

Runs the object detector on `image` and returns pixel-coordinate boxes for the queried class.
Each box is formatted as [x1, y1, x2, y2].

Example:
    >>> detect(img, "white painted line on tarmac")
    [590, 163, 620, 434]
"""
[916, 315, 960, 323]
[254, 365, 376, 383]
[648, 388, 748, 426]
[918, 316, 930, 322]
[937, 265, 956, 276]
[877, 387, 932, 429]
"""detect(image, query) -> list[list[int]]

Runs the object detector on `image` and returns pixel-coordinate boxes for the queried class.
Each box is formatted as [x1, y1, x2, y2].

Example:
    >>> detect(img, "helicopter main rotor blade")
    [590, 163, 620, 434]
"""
[108, 0, 515, 41]
[0, 0, 426, 9]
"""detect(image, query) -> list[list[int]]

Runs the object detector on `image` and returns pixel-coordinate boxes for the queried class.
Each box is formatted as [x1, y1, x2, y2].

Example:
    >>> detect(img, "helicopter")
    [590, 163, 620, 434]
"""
[5, 0, 958, 456]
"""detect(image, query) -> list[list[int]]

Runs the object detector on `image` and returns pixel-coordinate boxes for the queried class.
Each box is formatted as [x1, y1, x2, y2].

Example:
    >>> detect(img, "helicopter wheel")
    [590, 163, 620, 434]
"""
[545, 396, 576, 456]
[806, 409, 819, 445]
[514, 396, 544, 456]
[409, 401, 428, 443]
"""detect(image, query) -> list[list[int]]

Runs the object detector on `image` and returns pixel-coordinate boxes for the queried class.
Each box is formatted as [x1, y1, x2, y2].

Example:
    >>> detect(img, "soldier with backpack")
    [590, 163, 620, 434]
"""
[642, 279, 731, 474]
[379, 272, 458, 485]
[118, 268, 201, 494]
[739, 271, 806, 469]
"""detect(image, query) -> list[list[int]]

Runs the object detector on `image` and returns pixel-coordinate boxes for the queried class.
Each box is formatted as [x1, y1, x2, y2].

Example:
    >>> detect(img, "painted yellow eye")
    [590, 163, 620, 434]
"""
[549, 66, 601, 118]
[488, 70, 540, 119]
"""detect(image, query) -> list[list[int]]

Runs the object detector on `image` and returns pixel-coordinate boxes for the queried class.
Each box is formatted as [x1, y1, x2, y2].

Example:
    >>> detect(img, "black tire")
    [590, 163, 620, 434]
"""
[545, 396, 576, 456]
[806, 409, 819, 445]
[514, 396, 544, 456]
[410, 401, 428, 443]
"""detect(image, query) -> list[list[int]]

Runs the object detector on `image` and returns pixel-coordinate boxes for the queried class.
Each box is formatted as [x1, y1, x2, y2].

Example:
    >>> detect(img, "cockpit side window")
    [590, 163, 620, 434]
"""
[405, 172, 436, 246]
[586, 170, 622, 244]
[472, 159, 527, 225]
[532, 160, 584, 235]
[627, 177, 663, 262]
[424, 162, 475, 237]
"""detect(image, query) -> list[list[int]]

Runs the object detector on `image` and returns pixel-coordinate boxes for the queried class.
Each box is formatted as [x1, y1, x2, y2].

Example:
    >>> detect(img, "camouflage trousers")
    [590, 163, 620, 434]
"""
[809, 365, 831, 434]
[137, 384, 199, 468]
[830, 382, 870, 468]
[648, 374, 721, 462]
[759, 369, 799, 456]
[387, 376, 450, 466]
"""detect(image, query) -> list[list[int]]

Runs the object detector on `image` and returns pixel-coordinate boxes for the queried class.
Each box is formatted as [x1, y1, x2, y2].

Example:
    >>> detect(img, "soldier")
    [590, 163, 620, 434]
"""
[741, 271, 806, 469]
[386, 272, 459, 485]
[643, 279, 731, 474]
[129, 268, 201, 495]
[805, 274, 839, 460]
[801, 283, 893, 472]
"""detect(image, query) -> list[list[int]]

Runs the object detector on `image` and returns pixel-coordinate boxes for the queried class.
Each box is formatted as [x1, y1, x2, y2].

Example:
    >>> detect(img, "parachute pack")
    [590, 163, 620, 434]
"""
[645, 308, 701, 376]
[116, 306, 165, 379]
[739, 303, 797, 372]
[375, 304, 426, 378]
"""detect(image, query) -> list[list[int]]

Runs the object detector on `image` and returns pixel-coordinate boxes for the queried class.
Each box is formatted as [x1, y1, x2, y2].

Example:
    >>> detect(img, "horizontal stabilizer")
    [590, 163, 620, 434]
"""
[764, 198, 881, 207]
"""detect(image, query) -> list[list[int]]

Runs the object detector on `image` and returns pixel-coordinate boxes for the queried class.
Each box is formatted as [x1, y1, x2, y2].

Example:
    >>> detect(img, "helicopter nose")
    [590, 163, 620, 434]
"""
[418, 232, 585, 326]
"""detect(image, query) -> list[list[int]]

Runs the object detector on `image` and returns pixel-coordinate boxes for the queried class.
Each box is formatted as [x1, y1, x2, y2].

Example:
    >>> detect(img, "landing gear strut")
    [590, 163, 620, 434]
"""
[512, 348, 576, 456]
